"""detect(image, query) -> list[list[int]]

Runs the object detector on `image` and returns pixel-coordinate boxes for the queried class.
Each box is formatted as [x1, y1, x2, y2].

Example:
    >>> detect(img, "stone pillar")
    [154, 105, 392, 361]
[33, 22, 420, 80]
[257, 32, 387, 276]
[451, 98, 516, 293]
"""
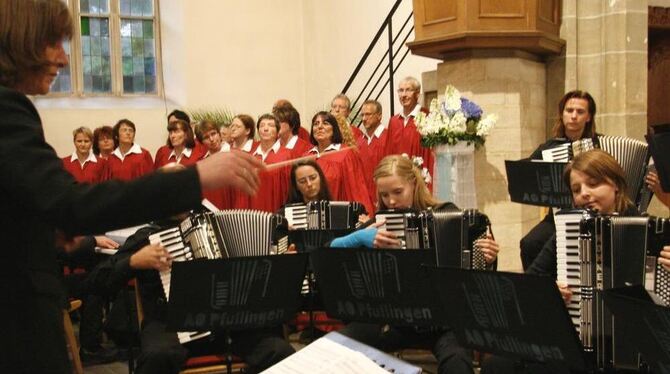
[436, 51, 547, 271]
[549, 0, 648, 140]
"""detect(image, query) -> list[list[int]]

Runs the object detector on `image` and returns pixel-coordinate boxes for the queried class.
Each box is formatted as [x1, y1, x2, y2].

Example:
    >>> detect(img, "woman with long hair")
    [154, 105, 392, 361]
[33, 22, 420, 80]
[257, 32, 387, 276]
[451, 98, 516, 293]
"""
[304, 111, 374, 214]
[332, 155, 499, 374]
[154, 119, 199, 168]
[521, 90, 599, 270]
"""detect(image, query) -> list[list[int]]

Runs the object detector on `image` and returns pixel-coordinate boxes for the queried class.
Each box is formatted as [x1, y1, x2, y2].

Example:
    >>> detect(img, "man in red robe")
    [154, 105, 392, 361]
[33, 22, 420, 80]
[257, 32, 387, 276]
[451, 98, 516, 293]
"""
[330, 93, 363, 139]
[385, 76, 434, 189]
[356, 100, 388, 206]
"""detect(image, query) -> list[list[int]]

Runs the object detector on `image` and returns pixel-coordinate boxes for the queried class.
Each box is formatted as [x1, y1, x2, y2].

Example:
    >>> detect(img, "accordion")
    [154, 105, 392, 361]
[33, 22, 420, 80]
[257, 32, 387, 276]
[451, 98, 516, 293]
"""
[375, 207, 491, 270]
[284, 200, 364, 251]
[149, 209, 288, 344]
[555, 209, 670, 370]
[542, 135, 650, 207]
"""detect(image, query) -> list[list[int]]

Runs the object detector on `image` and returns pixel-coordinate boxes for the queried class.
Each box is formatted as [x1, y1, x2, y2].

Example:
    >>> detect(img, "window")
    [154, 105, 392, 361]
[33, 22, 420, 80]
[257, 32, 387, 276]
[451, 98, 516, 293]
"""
[52, 0, 161, 96]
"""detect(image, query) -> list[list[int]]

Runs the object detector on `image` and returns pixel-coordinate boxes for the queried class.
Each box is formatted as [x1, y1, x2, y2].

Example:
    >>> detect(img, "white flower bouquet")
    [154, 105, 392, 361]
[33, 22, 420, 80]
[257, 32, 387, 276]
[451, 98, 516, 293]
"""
[415, 85, 497, 148]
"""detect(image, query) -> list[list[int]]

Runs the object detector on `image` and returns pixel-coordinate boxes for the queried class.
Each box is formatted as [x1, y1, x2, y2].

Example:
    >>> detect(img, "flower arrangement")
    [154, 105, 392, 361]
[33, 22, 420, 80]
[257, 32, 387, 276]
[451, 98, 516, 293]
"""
[415, 85, 497, 148]
[403, 153, 432, 186]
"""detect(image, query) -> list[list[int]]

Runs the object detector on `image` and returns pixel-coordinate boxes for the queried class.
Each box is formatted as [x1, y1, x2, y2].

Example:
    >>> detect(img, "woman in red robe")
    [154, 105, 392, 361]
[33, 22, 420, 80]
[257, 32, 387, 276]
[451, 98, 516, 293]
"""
[153, 119, 200, 168]
[196, 120, 232, 210]
[106, 119, 154, 181]
[92, 125, 114, 160]
[230, 114, 260, 209]
[304, 112, 374, 215]
[62, 126, 108, 184]
[248, 114, 291, 212]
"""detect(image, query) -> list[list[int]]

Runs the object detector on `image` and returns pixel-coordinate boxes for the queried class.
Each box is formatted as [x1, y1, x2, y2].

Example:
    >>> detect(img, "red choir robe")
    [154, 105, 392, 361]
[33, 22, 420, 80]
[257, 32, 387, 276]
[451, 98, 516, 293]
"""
[107, 143, 154, 181]
[350, 124, 364, 139]
[386, 105, 434, 190]
[153, 146, 201, 169]
[200, 146, 233, 210]
[61, 152, 108, 184]
[283, 134, 312, 160]
[305, 144, 374, 215]
[249, 142, 292, 213]
[356, 124, 388, 206]
[231, 139, 260, 209]
[298, 126, 310, 142]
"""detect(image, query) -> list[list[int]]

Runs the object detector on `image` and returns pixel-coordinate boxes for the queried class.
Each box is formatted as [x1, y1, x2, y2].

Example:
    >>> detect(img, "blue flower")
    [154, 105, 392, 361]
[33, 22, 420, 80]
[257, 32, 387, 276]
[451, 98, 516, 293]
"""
[460, 98, 482, 119]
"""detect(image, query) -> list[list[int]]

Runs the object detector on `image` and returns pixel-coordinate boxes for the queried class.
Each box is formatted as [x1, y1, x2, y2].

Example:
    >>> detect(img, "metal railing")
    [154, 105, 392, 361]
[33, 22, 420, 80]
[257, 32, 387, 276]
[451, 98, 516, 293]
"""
[341, 0, 414, 124]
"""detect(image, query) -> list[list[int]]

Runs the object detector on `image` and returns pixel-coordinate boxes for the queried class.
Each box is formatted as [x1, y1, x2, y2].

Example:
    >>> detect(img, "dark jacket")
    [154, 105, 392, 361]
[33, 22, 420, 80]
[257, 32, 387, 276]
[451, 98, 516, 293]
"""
[0, 85, 202, 372]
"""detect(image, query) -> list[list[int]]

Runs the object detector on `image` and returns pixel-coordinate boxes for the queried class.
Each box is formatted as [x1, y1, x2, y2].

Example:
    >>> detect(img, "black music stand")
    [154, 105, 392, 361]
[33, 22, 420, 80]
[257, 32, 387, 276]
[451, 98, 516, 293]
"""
[602, 286, 670, 374]
[166, 254, 308, 373]
[309, 248, 445, 327]
[646, 131, 670, 193]
[505, 159, 573, 208]
[424, 267, 586, 372]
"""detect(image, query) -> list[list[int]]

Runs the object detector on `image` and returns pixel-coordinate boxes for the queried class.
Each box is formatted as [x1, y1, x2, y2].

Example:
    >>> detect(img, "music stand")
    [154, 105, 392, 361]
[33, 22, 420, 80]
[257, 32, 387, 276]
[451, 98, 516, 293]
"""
[166, 254, 309, 373]
[646, 131, 670, 193]
[424, 267, 586, 372]
[602, 286, 670, 373]
[309, 248, 444, 327]
[505, 159, 573, 208]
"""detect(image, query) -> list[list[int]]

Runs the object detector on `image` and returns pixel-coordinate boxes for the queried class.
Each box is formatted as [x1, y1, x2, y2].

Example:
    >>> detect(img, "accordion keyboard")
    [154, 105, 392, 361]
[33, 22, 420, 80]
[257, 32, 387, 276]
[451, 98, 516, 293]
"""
[376, 212, 417, 249]
[541, 143, 570, 162]
[148, 227, 210, 344]
[555, 211, 583, 332]
[284, 204, 308, 230]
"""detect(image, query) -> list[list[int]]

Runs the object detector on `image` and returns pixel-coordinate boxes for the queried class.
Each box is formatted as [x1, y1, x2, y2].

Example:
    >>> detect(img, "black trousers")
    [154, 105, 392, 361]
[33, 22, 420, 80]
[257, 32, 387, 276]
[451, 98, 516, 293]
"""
[1, 294, 70, 373]
[520, 212, 555, 270]
[338, 322, 473, 374]
[136, 320, 294, 374]
[480, 354, 571, 374]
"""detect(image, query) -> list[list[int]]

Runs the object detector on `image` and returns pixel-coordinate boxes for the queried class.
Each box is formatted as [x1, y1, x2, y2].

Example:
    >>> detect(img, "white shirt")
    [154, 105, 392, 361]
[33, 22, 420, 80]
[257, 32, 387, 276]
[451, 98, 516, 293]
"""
[285, 135, 300, 150]
[168, 147, 192, 163]
[234, 139, 255, 153]
[204, 142, 231, 158]
[69, 152, 98, 169]
[307, 143, 341, 157]
[362, 123, 386, 145]
[252, 141, 281, 162]
[112, 143, 143, 161]
[398, 104, 422, 127]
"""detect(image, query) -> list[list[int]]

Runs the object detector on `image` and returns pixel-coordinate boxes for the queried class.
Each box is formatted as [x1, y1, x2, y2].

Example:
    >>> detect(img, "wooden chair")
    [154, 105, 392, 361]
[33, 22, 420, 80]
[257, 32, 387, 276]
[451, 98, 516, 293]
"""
[133, 279, 247, 374]
[63, 299, 84, 374]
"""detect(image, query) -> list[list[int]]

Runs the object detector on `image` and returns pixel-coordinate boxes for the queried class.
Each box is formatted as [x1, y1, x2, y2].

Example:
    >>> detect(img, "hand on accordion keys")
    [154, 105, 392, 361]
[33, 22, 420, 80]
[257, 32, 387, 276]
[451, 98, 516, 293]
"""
[371, 220, 402, 249]
[129, 243, 172, 271]
[658, 246, 670, 272]
[474, 234, 500, 264]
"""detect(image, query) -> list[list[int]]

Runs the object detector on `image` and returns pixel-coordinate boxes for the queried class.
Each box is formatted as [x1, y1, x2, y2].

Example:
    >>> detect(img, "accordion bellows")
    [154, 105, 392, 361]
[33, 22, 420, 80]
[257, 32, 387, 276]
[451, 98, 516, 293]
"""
[375, 208, 491, 270]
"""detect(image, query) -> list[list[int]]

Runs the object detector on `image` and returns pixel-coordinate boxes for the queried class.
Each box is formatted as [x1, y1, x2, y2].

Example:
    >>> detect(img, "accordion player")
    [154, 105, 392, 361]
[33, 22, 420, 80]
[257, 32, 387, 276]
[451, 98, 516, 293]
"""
[374, 204, 493, 270]
[282, 200, 365, 251]
[553, 209, 670, 371]
[148, 209, 290, 344]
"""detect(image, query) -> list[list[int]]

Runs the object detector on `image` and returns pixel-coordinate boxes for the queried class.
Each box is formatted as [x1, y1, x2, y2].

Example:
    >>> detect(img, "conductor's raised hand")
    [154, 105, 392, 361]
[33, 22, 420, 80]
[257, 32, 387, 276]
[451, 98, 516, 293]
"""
[196, 150, 266, 195]
[129, 244, 172, 271]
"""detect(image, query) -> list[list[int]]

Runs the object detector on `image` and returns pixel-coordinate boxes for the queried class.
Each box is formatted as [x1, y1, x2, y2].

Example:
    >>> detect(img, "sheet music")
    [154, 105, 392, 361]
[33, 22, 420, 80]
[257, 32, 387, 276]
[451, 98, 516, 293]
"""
[105, 224, 149, 245]
[94, 247, 117, 255]
[262, 336, 391, 374]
